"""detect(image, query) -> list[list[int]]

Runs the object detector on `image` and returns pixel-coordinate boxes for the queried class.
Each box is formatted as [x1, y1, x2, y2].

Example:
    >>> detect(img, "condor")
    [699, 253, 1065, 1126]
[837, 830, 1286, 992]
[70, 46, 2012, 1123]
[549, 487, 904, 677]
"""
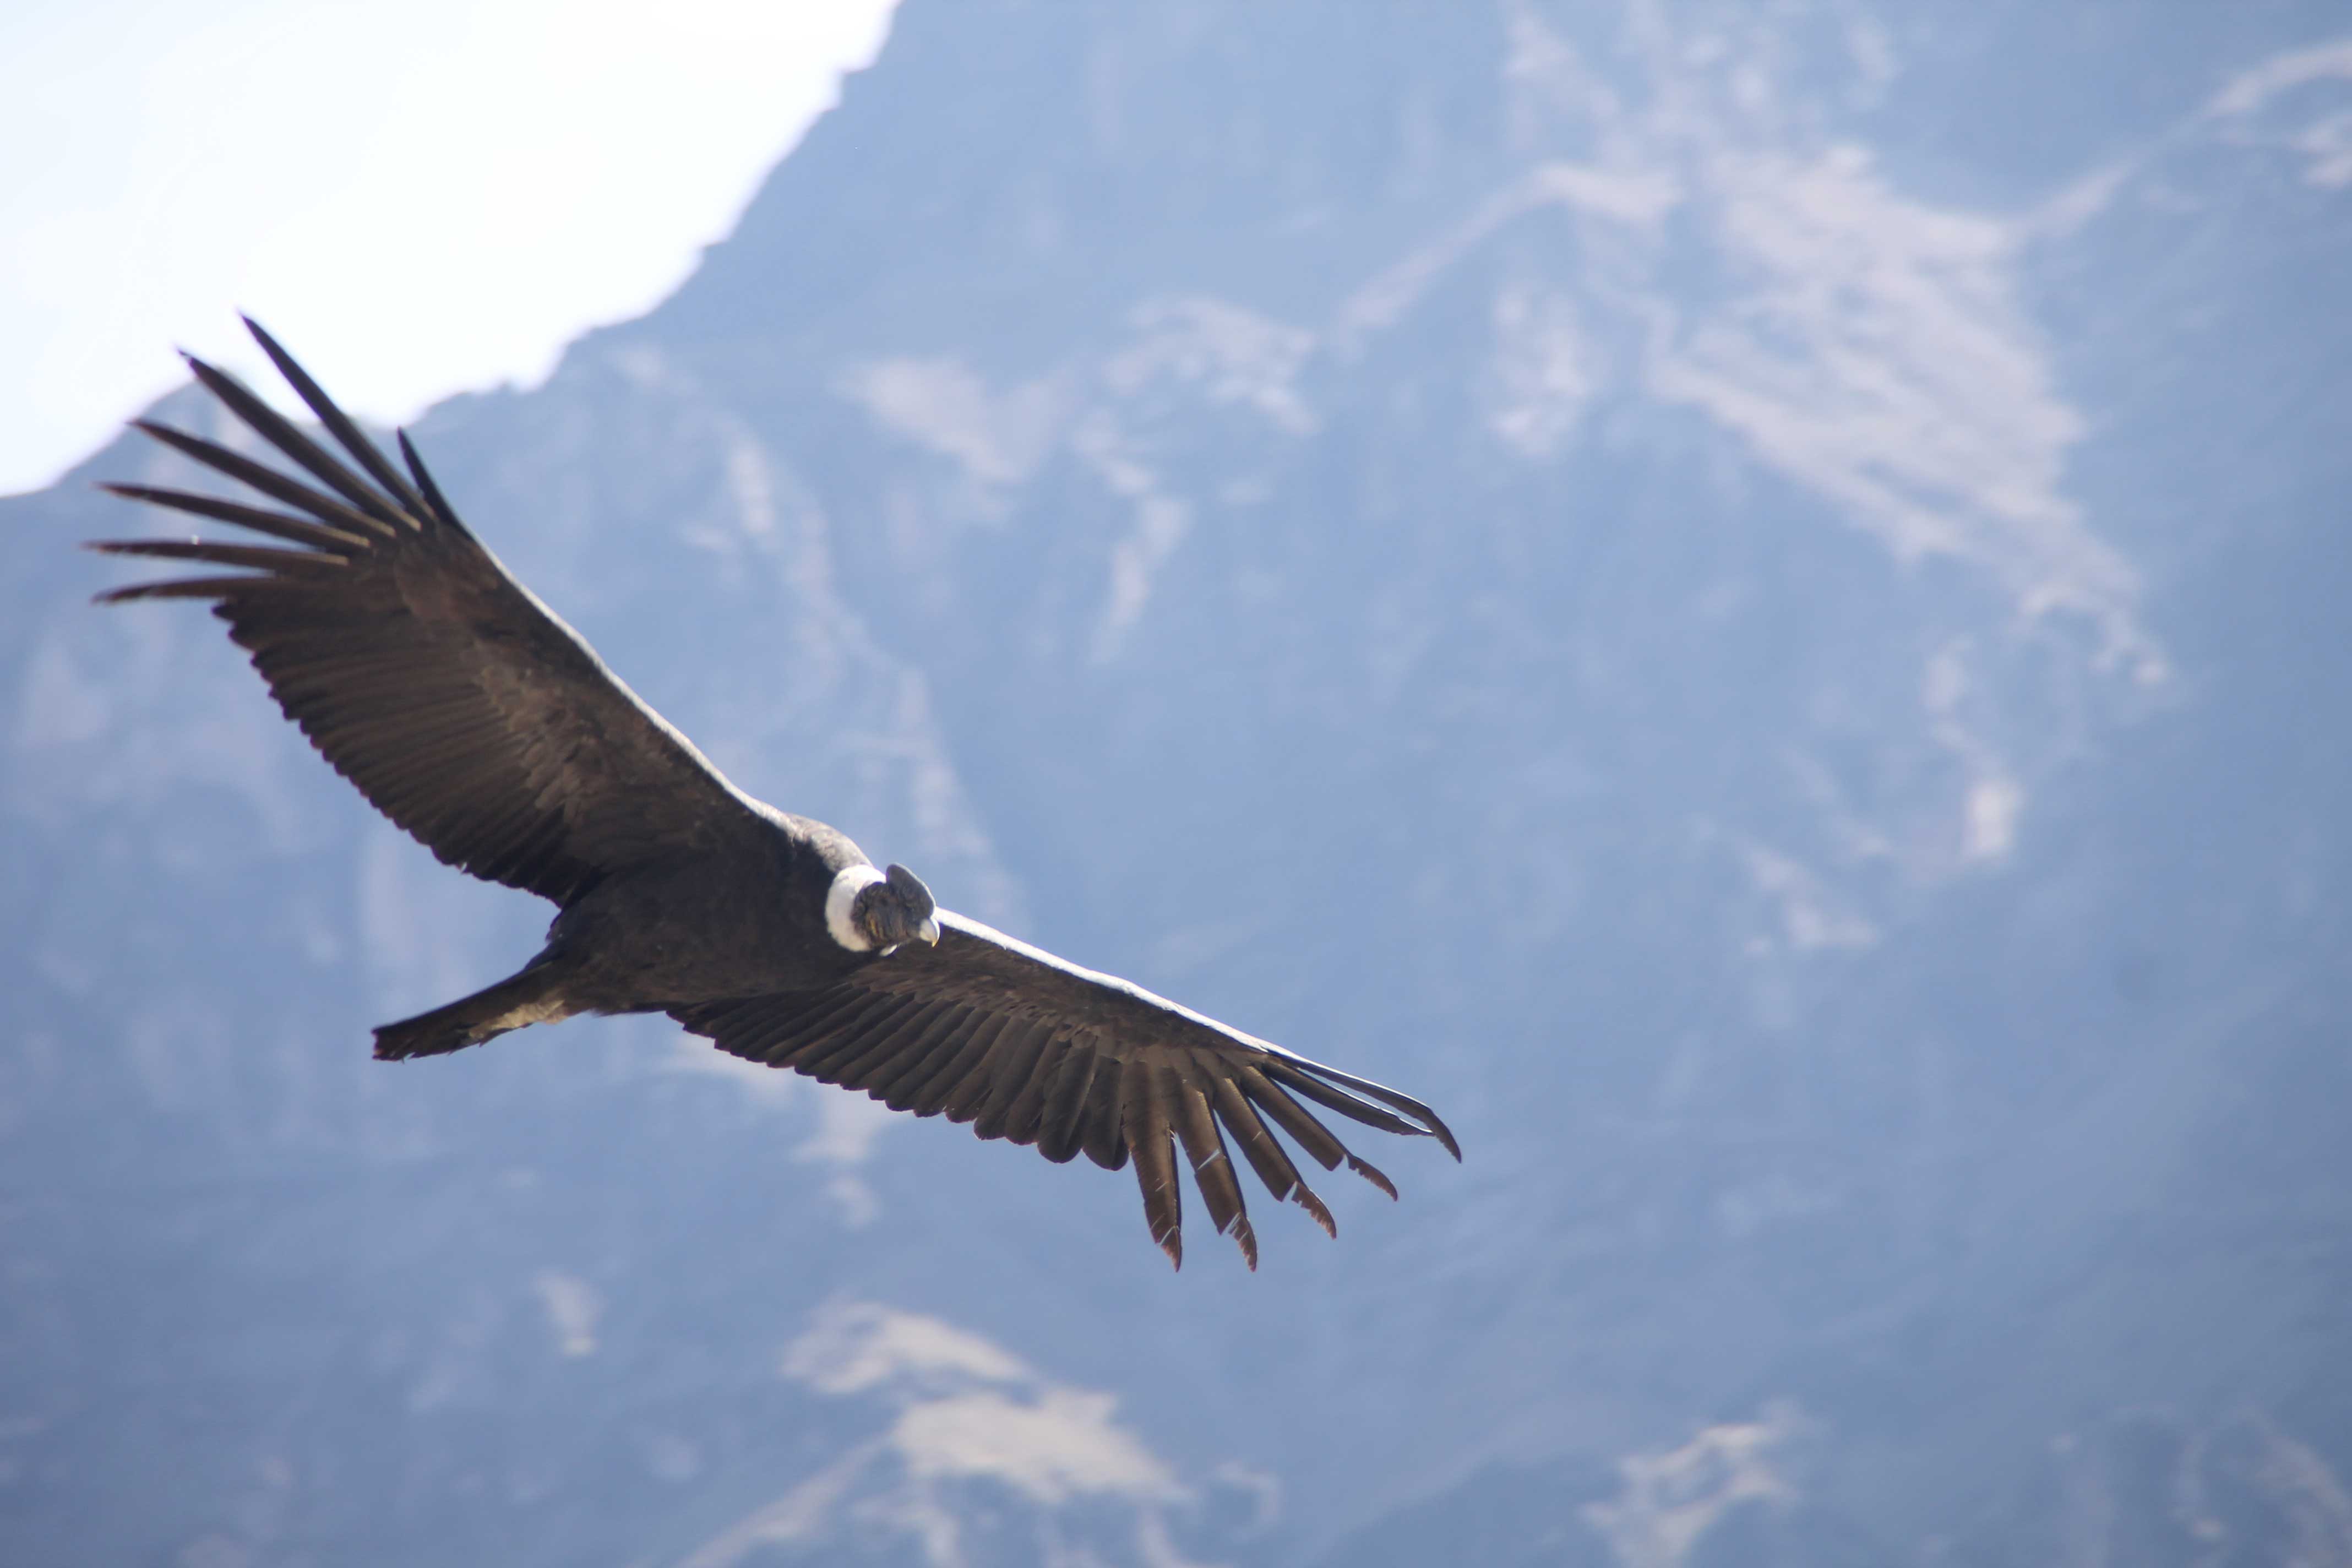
[91, 319, 1458, 1268]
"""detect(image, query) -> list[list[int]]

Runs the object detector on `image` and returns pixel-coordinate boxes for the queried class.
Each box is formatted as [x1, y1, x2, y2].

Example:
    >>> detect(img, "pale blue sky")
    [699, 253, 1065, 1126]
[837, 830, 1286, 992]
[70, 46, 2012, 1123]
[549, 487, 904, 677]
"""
[1, 0, 897, 494]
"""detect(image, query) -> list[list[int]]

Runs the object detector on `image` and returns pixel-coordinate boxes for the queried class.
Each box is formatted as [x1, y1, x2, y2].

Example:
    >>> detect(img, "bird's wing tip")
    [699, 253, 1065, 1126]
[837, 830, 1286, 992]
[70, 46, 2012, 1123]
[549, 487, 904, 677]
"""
[1345, 1152, 1398, 1201]
[1429, 1118, 1464, 1162]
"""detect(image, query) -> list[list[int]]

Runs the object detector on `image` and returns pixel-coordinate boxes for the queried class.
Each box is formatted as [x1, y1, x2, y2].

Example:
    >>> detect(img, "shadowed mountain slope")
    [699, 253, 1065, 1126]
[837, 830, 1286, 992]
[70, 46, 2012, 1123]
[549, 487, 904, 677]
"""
[5, 3, 2350, 1563]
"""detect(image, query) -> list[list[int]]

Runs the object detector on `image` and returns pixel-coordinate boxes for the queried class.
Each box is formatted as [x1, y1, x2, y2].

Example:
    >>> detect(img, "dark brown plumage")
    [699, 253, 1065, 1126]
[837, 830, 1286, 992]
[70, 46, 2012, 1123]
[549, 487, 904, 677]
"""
[90, 318, 1460, 1269]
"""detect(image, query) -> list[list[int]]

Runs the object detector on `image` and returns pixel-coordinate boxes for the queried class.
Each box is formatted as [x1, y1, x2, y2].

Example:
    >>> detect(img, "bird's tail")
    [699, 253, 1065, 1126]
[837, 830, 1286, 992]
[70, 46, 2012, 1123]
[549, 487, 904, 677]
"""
[373, 960, 575, 1061]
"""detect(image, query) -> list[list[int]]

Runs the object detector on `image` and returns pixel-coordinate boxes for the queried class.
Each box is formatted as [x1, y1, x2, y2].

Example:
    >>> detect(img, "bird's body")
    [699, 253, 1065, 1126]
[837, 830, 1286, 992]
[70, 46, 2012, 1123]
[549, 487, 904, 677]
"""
[375, 802, 873, 1057]
[91, 319, 1457, 1268]
[543, 809, 867, 1008]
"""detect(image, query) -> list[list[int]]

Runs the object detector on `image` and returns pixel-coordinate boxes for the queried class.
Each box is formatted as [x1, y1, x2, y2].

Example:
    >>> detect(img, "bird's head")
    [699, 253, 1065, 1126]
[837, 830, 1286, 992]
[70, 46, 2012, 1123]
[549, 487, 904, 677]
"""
[825, 862, 941, 955]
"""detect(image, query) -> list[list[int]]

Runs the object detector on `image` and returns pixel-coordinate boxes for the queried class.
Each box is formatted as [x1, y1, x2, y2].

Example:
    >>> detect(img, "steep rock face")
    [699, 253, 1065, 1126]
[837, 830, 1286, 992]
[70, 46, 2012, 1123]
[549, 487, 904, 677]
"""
[5, 3, 2350, 1564]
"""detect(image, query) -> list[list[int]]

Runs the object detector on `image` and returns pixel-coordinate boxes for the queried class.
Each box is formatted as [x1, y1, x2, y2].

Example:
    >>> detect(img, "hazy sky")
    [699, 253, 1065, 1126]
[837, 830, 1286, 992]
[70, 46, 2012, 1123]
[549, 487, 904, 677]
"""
[1, 0, 898, 496]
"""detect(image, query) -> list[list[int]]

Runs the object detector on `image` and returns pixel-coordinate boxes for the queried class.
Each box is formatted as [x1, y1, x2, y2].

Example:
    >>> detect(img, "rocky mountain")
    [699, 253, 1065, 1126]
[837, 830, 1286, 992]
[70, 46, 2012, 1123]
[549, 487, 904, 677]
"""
[5, 2, 2350, 1564]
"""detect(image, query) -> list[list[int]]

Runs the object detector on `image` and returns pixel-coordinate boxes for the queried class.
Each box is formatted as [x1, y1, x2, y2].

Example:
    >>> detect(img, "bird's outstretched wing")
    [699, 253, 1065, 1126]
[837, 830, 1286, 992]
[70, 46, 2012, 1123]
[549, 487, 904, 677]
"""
[90, 318, 761, 903]
[670, 912, 1460, 1268]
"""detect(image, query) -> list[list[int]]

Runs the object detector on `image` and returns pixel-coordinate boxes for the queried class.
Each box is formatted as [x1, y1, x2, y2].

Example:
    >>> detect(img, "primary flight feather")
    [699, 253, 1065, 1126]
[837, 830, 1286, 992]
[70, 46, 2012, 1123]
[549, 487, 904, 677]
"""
[90, 318, 1458, 1269]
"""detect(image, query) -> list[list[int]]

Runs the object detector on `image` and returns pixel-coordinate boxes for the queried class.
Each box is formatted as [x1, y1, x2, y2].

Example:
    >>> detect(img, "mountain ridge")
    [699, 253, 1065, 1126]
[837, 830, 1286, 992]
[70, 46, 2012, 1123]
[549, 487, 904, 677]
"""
[6, 3, 2350, 1563]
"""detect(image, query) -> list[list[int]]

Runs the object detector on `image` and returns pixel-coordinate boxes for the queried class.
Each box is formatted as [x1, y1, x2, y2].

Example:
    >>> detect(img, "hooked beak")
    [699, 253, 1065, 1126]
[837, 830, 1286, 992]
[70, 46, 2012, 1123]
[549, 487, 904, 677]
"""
[916, 916, 941, 946]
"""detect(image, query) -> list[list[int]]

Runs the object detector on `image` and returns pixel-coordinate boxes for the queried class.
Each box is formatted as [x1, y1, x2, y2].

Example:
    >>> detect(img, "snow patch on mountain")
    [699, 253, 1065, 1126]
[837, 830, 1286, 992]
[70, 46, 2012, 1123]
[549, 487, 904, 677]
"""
[677, 1300, 1212, 1568]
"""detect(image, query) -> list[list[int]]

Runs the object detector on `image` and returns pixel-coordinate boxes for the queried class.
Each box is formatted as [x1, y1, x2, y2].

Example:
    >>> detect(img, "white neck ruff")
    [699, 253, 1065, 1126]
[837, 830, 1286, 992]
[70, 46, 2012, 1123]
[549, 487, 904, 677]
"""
[825, 863, 889, 952]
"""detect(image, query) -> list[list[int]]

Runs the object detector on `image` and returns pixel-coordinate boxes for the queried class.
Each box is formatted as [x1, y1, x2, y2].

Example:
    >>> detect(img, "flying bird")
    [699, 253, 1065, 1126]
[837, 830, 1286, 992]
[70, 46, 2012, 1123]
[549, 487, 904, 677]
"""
[89, 318, 1458, 1269]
